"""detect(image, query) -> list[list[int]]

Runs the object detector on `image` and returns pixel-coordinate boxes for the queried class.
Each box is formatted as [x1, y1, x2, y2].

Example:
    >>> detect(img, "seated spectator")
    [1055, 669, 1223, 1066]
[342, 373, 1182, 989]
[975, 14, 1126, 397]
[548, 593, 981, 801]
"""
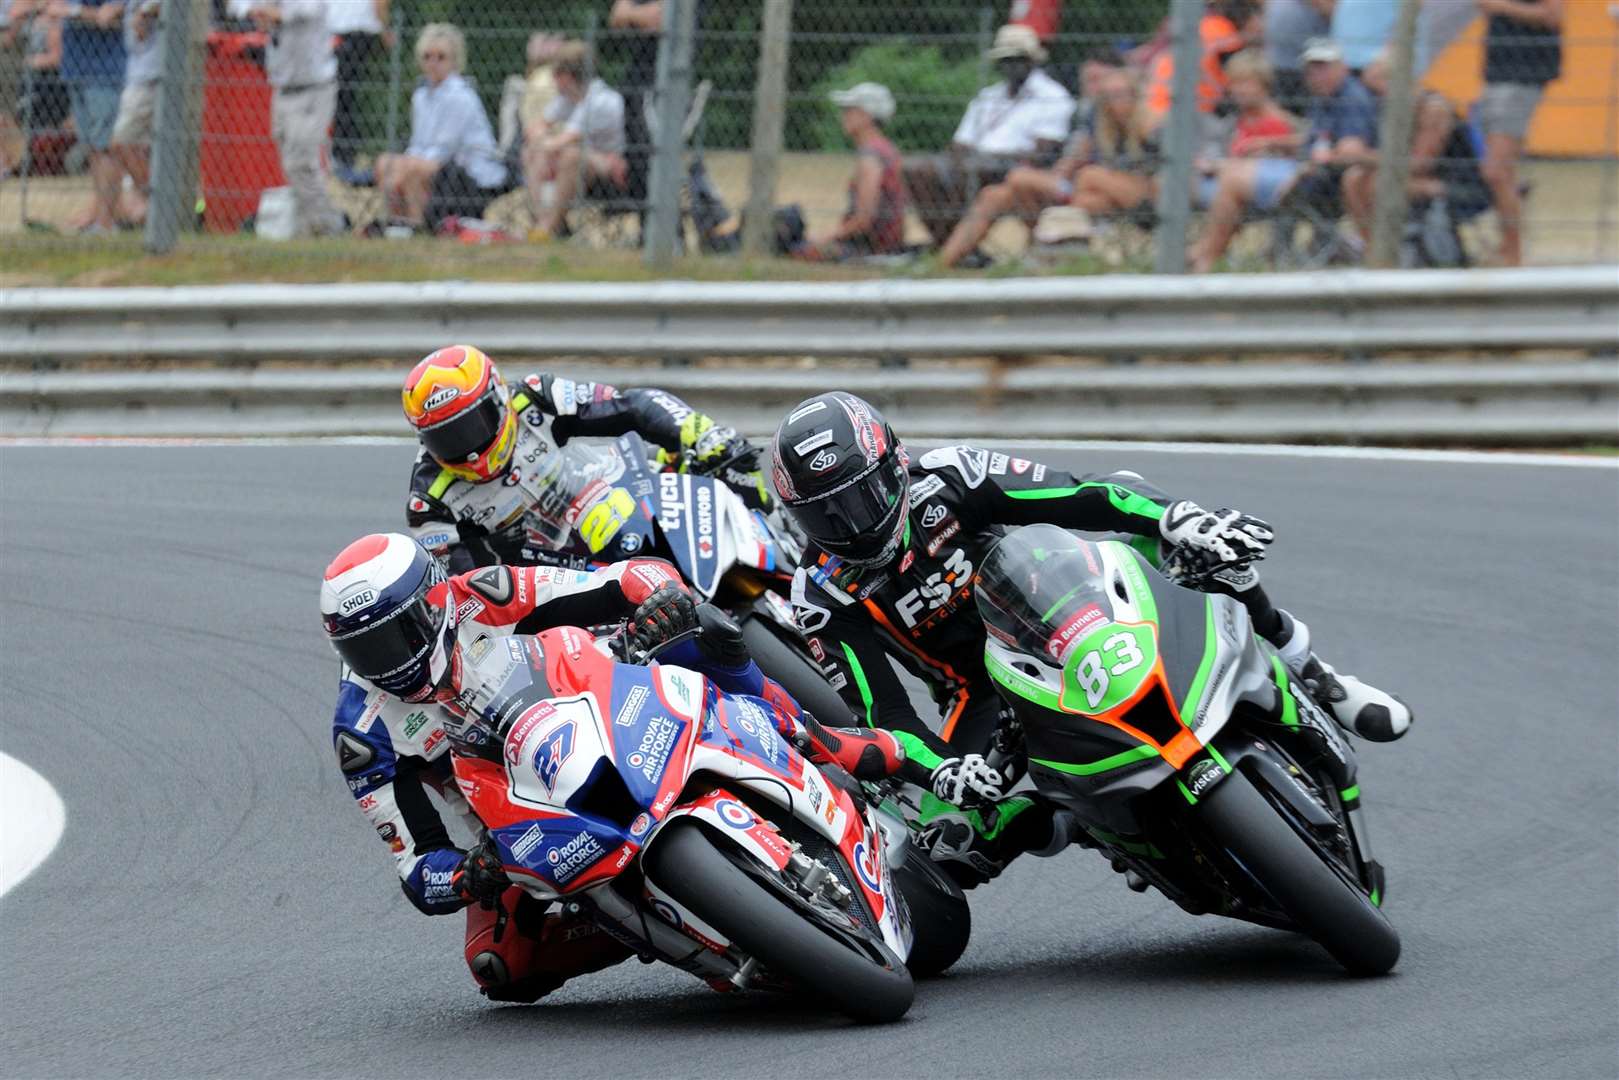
[522, 42, 626, 240]
[1190, 37, 1376, 271]
[499, 31, 564, 159]
[938, 65, 1156, 268]
[108, 0, 159, 226]
[792, 82, 907, 262]
[374, 23, 507, 232]
[903, 23, 1072, 248]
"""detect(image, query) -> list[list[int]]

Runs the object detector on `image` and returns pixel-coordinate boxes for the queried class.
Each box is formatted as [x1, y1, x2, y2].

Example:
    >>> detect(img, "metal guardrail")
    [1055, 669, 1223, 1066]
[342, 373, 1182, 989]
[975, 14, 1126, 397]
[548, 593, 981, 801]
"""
[4, 358, 1616, 443]
[2, 267, 1616, 361]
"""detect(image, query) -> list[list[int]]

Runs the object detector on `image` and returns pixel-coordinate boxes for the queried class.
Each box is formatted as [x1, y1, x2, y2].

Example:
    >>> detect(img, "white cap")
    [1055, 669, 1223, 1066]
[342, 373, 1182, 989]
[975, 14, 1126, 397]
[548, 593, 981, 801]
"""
[1300, 37, 1344, 64]
[829, 82, 896, 123]
[988, 24, 1047, 64]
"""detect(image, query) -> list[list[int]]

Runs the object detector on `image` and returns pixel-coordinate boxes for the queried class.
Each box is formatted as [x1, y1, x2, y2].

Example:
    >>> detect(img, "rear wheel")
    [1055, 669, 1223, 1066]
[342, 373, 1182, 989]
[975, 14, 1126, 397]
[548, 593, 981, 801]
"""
[739, 613, 858, 727]
[645, 819, 915, 1023]
[1198, 771, 1400, 976]
[893, 845, 971, 977]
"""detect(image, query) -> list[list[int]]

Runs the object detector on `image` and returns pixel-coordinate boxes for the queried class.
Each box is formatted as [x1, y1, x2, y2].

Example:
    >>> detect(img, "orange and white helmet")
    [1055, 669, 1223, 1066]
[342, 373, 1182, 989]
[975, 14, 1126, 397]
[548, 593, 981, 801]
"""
[402, 345, 518, 482]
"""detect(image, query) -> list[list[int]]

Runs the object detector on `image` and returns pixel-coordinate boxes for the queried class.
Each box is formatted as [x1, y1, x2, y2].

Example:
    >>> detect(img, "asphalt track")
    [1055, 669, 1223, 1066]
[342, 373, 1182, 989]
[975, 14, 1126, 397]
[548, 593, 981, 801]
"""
[2, 444, 1616, 1079]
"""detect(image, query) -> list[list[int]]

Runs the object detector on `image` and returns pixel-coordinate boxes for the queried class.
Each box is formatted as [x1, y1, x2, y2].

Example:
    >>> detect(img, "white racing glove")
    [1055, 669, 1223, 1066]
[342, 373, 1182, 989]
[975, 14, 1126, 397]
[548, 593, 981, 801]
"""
[1159, 500, 1274, 564]
[929, 754, 1004, 808]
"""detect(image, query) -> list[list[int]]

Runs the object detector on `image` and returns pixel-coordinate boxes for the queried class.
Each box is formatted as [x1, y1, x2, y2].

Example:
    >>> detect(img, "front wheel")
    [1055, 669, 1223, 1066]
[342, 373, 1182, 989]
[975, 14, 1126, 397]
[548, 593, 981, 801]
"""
[738, 613, 858, 728]
[893, 845, 971, 977]
[645, 820, 915, 1023]
[1198, 771, 1400, 976]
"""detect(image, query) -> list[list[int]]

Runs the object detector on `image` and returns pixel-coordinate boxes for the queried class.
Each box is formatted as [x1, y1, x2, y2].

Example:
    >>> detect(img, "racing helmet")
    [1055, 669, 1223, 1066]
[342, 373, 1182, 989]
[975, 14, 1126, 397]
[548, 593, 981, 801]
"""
[403, 345, 518, 483]
[771, 392, 909, 567]
[320, 533, 457, 702]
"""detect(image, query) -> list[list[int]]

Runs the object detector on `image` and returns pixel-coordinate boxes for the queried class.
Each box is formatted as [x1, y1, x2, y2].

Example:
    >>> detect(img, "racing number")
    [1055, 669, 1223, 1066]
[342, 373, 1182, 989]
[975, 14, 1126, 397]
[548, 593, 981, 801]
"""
[1074, 632, 1147, 710]
[578, 487, 637, 554]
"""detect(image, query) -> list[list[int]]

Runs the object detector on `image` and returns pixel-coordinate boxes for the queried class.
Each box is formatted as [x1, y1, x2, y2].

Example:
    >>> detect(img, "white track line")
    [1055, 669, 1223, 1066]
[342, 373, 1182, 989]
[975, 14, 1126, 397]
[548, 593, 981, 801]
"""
[1, 435, 1614, 469]
[0, 752, 66, 899]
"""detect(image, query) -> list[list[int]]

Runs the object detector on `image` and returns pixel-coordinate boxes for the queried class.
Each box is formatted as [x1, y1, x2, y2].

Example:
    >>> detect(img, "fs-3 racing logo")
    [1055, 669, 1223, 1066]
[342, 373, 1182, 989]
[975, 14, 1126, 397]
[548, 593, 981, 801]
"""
[894, 548, 974, 629]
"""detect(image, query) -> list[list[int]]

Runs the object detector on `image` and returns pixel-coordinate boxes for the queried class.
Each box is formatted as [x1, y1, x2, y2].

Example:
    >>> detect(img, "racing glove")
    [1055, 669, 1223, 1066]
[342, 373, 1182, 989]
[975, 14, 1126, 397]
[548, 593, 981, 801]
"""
[679, 415, 750, 473]
[1159, 500, 1273, 565]
[929, 754, 1005, 809]
[629, 585, 698, 655]
[454, 838, 511, 905]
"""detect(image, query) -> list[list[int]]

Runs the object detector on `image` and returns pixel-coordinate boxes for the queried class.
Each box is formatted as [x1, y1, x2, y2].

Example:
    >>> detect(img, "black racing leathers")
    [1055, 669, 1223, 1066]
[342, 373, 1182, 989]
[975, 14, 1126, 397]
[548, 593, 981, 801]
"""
[789, 445, 1176, 765]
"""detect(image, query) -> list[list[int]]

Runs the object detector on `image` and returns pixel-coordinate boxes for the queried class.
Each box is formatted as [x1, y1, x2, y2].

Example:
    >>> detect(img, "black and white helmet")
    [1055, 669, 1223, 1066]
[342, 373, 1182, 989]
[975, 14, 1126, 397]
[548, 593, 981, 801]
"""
[771, 392, 909, 567]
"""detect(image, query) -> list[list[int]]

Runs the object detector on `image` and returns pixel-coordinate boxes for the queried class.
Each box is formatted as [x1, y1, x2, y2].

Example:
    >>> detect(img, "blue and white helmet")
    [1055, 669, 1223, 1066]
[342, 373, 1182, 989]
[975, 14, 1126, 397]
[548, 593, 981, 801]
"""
[320, 533, 456, 702]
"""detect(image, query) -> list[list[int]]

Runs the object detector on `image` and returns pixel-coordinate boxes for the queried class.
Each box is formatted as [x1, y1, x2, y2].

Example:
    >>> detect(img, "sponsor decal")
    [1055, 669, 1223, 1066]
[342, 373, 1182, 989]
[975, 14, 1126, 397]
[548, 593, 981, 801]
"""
[630, 813, 652, 838]
[1186, 758, 1225, 798]
[358, 794, 378, 811]
[809, 449, 839, 472]
[1010, 457, 1032, 475]
[422, 729, 446, 755]
[792, 430, 836, 456]
[731, 699, 781, 766]
[1045, 604, 1109, 663]
[808, 637, 825, 663]
[631, 563, 675, 593]
[787, 400, 828, 423]
[408, 495, 430, 514]
[417, 531, 455, 550]
[1032, 464, 1047, 482]
[545, 830, 607, 884]
[898, 549, 916, 574]
[852, 839, 883, 893]
[506, 639, 527, 663]
[650, 898, 682, 926]
[910, 475, 945, 503]
[338, 589, 376, 617]
[455, 595, 486, 622]
[424, 386, 458, 410]
[613, 845, 634, 871]
[791, 597, 830, 634]
[559, 626, 583, 657]
[619, 531, 643, 553]
[924, 521, 961, 557]
[632, 715, 682, 783]
[401, 711, 431, 739]
[533, 720, 577, 791]
[420, 864, 457, 903]
[805, 784, 824, 815]
[920, 504, 947, 529]
[468, 636, 494, 664]
[828, 672, 847, 691]
[988, 452, 1009, 475]
[615, 685, 650, 727]
[695, 484, 715, 560]
[511, 822, 546, 863]
[894, 548, 974, 629]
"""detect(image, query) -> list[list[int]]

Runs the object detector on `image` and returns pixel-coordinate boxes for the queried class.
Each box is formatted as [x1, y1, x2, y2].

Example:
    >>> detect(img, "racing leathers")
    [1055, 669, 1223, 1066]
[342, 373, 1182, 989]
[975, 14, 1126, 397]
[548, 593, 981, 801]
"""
[333, 558, 903, 1002]
[790, 445, 1304, 885]
[405, 373, 766, 573]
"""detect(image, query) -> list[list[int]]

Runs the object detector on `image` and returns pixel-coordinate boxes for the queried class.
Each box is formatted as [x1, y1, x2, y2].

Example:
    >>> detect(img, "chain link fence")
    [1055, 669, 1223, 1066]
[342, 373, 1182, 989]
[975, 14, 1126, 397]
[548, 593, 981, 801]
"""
[1, 0, 1614, 273]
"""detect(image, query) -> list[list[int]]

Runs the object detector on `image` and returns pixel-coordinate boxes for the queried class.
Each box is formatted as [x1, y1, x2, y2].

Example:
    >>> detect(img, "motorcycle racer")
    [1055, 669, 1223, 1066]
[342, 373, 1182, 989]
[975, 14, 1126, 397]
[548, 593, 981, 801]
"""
[771, 391, 1412, 886]
[401, 344, 769, 572]
[319, 532, 917, 1002]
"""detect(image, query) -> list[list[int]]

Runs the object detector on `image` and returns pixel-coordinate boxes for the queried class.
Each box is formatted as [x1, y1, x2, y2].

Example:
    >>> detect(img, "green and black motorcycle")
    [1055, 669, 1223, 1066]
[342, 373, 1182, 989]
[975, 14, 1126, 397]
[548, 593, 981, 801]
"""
[975, 524, 1400, 976]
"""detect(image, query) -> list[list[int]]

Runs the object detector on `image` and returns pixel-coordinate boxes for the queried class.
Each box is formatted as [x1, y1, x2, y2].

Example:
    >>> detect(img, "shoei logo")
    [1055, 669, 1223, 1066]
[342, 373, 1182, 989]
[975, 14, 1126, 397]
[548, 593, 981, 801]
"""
[425, 386, 459, 410]
[338, 588, 376, 616]
[809, 449, 839, 472]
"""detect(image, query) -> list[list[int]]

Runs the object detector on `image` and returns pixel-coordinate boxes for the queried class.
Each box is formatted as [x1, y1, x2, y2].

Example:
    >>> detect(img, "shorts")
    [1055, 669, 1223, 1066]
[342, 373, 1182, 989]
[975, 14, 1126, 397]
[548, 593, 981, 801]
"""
[1195, 158, 1298, 212]
[67, 81, 121, 151]
[1477, 82, 1544, 140]
[111, 79, 159, 144]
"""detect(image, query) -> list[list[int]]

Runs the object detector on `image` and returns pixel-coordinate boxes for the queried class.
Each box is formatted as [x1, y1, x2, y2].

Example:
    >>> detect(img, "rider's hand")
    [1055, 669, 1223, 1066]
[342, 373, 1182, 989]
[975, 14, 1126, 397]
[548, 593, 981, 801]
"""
[629, 585, 697, 654]
[929, 754, 1004, 809]
[453, 839, 510, 905]
[1159, 500, 1273, 564]
[680, 415, 748, 472]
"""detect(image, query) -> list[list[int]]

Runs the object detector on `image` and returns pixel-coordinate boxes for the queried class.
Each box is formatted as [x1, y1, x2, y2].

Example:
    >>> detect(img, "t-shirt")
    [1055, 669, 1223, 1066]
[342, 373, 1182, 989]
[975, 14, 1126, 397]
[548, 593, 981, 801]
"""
[1330, 0, 1397, 70]
[607, 0, 705, 94]
[1484, 7, 1561, 86]
[327, 0, 384, 36]
[1228, 110, 1296, 157]
[407, 73, 508, 189]
[845, 131, 906, 252]
[60, 0, 125, 85]
[123, 3, 163, 87]
[1308, 74, 1379, 148]
[543, 77, 626, 156]
[952, 68, 1073, 157]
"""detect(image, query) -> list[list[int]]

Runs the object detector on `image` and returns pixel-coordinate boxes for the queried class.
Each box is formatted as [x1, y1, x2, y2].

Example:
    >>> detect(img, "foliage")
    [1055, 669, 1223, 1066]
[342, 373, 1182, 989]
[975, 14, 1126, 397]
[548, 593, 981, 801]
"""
[804, 44, 985, 153]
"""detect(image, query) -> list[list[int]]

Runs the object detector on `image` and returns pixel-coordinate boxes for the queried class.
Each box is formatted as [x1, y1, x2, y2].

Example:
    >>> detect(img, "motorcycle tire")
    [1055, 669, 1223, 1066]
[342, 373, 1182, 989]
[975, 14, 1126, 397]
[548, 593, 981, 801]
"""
[1199, 770, 1400, 976]
[893, 845, 971, 977]
[645, 819, 914, 1023]
[738, 614, 859, 728]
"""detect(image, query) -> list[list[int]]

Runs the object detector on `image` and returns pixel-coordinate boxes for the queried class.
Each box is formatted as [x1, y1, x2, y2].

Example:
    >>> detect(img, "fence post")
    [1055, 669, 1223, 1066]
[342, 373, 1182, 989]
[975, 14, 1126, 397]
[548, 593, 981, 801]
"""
[144, 0, 207, 255]
[1369, 0, 1421, 268]
[1152, 0, 1202, 274]
[644, 0, 698, 268]
[741, 0, 793, 258]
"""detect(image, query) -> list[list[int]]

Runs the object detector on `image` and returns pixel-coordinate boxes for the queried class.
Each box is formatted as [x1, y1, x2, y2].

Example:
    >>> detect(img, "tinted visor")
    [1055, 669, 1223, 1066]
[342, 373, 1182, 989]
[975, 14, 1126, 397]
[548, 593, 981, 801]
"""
[788, 450, 907, 558]
[420, 387, 504, 466]
[330, 578, 443, 690]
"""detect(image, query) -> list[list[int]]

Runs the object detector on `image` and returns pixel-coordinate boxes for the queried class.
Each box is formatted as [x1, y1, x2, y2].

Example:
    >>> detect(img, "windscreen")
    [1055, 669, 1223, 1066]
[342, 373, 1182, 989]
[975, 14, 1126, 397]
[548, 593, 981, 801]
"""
[523, 441, 625, 548]
[975, 524, 1113, 665]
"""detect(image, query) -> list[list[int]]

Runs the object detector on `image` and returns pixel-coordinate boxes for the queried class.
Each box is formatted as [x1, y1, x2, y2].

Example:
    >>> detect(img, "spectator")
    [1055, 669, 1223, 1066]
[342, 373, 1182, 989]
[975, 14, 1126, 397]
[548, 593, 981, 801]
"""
[1263, 0, 1331, 112]
[1361, 51, 1488, 213]
[1190, 38, 1375, 271]
[1008, 0, 1061, 42]
[10, 0, 69, 170]
[903, 24, 1072, 248]
[1187, 49, 1306, 270]
[523, 42, 625, 240]
[938, 65, 1155, 268]
[499, 31, 564, 159]
[1329, 0, 1395, 73]
[107, 0, 158, 226]
[1476, 0, 1562, 266]
[235, 0, 344, 237]
[327, 0, 388, 182]
[1144, 0, 1254, 123]
[1, 0, 26, 175]
[606, 0, 702, 213]
[792, 82, 906, 262]
[374, 22, 507, 232]
[50, 0, 124, 233]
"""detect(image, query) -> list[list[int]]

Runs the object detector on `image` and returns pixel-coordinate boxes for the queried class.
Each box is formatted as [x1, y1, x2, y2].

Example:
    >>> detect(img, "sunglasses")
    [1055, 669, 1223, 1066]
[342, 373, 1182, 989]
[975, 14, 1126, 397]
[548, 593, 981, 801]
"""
[420, 51, 449, 61]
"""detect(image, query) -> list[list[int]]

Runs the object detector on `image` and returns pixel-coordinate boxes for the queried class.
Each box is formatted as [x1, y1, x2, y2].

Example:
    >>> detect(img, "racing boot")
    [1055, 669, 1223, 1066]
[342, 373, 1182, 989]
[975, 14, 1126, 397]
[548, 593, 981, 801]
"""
[913, 794, 1065, 889]
[1273, 611, 1412, 743]
[792, 712, 905, 782]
